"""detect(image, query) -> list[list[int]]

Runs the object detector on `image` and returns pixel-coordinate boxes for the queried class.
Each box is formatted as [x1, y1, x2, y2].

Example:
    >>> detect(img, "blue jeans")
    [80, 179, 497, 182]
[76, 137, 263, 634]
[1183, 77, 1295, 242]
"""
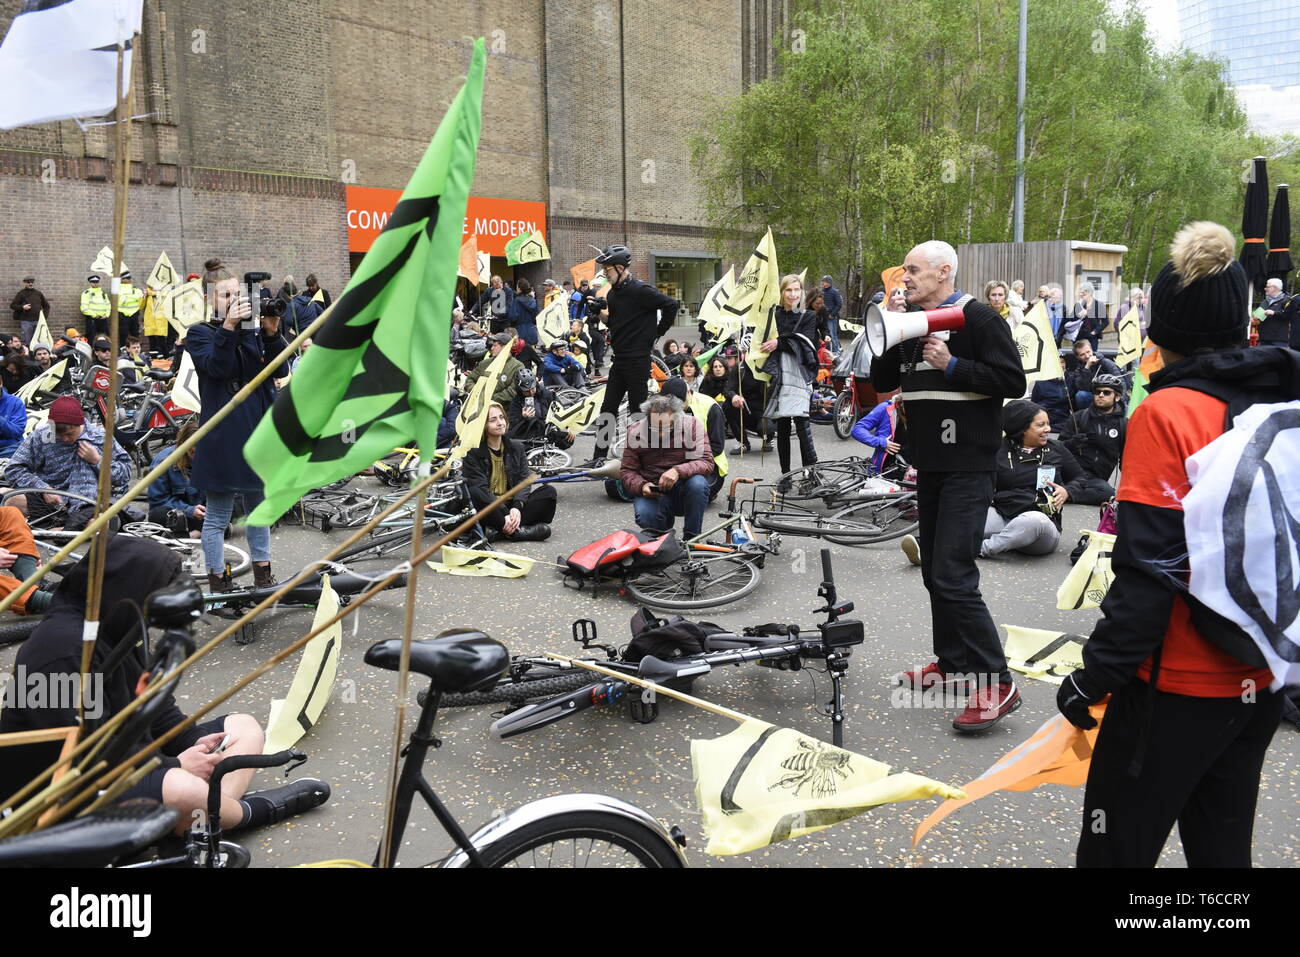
[632, 473, 710, 539]
[202, 491, 271, 571]
[827, 317, 841, 353]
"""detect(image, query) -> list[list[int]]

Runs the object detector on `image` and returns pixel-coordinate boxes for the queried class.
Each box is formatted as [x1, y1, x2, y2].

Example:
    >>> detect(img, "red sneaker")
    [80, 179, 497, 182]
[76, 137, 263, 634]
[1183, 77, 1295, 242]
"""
[952, 681, 1022, 733]
[893, 661, 973, 692]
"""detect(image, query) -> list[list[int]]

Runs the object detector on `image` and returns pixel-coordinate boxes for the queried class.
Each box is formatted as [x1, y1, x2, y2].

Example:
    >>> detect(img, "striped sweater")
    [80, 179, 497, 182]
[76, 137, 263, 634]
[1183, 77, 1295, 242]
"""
[869, 295, 1025, 471]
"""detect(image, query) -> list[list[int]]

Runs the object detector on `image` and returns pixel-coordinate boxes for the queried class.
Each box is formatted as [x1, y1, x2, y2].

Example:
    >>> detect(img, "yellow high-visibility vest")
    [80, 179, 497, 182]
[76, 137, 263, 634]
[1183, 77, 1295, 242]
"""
[687, 391, 727, 478]
[118, 282, 144, 316]
[80, 286, 110, 318]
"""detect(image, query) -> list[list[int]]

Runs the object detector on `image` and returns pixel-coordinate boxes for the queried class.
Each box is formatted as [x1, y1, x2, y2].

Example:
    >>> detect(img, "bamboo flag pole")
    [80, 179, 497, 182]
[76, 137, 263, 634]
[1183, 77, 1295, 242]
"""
[543, 652, 750, 724]
[0, 293, 341, 620]
[378, 479, 427, 868]
[0, 462, 447, 821]
[33, 476, 538, 832]
[78, 36, 137, 732]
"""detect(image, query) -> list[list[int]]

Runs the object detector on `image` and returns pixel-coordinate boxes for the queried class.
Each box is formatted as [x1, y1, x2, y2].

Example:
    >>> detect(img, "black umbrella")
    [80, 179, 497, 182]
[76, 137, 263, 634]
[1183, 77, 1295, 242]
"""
[1240, 155, 1270, 297]
[1267, 184, 1292, 291]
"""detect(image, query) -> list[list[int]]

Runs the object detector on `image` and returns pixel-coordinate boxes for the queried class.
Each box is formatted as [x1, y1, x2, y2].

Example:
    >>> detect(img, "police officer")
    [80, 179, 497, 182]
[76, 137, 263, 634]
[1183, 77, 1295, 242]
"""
[80, 275, 111, 340]
[585, 244, 678, 464]
[117, 271, 144, 339]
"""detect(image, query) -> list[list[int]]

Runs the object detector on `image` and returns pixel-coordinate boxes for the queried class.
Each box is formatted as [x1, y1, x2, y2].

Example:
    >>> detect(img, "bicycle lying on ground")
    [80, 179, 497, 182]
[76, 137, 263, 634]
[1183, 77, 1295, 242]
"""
[0, 583, 686, 868]
[445, 550, 864, 747]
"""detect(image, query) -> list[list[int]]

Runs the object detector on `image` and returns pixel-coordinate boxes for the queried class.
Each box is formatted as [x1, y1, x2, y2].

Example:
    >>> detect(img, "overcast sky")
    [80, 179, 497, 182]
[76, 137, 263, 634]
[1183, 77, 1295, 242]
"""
[1117, 0, 1298, 133]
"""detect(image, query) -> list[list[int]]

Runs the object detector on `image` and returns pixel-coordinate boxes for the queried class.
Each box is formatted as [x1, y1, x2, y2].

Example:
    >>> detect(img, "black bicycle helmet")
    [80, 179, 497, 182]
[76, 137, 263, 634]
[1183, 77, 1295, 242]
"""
[595, 244, 632, 267]
[516, 368, 537, 391]
[1092, 373, 1125, 393]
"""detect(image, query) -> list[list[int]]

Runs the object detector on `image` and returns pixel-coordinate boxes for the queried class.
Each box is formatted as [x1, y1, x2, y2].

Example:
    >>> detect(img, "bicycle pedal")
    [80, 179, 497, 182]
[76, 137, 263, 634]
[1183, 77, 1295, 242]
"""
[234, 622, 257, 646]
[626, 697, 659, 724]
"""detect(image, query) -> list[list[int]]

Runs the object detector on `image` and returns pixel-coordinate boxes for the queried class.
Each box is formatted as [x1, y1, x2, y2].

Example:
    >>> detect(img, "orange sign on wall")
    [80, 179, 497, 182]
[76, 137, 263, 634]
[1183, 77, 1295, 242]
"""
[345, 186, 547, 256]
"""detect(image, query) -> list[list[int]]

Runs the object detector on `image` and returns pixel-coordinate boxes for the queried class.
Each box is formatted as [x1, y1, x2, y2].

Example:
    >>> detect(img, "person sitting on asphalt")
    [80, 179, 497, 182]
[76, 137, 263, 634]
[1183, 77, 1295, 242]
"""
[0, 505, 57, 616]
[542, 339, 587, 390]
[1028, 376, 1074, 432]
[147, 419, 206, 537]
[981, 399, 1085, 559]
[620, 389, 715, 540]
[461, 403, 557, 543]
[722, 345, 772, 454]
[1066, 338, 1122, 408]
[0, 536, 330, 833]
[462, 332, 523, 406]
[4, 395, 132, 530]
[666, 376, 727, 501]
[1059, 372, 1127, 505]
[850, 394, 906, 475]
[0, 380, 28, 458]
[507, 368, 574, 449]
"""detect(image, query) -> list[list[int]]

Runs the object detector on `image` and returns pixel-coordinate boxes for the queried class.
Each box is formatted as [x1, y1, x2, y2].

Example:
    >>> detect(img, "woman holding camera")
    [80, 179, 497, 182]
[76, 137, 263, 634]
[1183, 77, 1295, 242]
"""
[188, 259, 291, 603]
[980, 399, 1084, 559]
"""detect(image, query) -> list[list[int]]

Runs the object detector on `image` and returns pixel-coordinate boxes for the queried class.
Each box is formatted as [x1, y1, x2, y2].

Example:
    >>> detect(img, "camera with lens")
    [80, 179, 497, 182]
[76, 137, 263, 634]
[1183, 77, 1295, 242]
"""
[259, 297, 286, 318]
[242, 271, 273, 330]
[584, 296, 607, 318]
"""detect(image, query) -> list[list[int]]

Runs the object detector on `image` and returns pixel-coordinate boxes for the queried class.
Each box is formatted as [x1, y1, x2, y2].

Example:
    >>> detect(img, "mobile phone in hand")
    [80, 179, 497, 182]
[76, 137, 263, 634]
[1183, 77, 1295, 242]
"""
[208, 733, 232, 754]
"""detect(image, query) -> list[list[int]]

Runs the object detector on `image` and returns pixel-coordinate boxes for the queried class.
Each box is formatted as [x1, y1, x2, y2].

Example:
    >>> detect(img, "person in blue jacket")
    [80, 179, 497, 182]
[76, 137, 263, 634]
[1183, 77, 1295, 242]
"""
[542, 339, 586, 389]
[509, 279, 539, 347]
[0, 384, 27, 458]
[850, 395, 903, 474]
[188, 258, 290, 602]
[147, 419, 205, 534]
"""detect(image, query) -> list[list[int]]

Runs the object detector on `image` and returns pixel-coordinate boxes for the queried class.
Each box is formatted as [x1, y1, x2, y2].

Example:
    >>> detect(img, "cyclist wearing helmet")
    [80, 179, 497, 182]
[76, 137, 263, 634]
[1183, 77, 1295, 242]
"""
[586, 244, 679, 463]
[1059, 372, 1127, 503]
[1066, 339, 1121, 407]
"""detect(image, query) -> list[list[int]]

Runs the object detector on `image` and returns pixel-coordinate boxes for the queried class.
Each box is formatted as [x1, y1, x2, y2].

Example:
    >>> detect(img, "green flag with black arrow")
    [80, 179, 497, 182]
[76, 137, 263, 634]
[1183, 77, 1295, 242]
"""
[244, 40, 486, 525]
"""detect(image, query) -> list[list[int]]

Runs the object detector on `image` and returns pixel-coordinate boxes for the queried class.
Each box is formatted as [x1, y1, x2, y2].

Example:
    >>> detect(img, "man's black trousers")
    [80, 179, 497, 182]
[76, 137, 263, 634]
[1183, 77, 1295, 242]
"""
[592, 360, 649, 459]
[915, 469, 1009, 685]
[1076, 676, 1281, 867]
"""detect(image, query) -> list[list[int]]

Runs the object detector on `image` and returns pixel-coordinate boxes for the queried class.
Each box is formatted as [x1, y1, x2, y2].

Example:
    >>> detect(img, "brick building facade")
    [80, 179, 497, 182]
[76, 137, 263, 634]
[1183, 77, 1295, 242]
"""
[1, 0, 790, 327]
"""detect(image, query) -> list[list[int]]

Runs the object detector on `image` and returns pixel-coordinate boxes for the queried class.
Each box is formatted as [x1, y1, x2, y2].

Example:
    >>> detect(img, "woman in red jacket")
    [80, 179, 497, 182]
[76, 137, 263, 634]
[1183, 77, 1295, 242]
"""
[1057, 222, 1296, 867]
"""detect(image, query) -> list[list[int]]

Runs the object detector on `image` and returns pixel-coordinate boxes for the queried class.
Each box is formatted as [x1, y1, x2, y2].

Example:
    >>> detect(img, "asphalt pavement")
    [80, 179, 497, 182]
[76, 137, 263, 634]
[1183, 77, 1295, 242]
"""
[4, 421, 1296, 868]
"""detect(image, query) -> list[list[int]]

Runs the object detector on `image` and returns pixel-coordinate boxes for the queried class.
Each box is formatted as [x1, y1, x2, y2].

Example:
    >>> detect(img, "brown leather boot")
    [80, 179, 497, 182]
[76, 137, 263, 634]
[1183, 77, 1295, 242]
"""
[253, 563, 278, 590]
[207, 570, 239, 619]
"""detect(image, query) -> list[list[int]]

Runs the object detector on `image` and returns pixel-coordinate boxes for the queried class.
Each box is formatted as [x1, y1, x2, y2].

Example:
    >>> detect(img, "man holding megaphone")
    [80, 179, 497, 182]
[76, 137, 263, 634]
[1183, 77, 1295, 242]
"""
[870, 241, 1027, 734]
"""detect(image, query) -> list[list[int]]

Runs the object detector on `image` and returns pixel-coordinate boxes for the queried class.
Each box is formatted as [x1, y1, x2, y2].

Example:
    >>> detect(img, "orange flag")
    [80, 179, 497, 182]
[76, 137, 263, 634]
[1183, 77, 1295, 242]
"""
[570, 258, 598, 286]
[913, 702, 1105, 846]
[459, 234, 481, 284]
[880, 265, 905, 296]
[1138, 337, 1164, 379]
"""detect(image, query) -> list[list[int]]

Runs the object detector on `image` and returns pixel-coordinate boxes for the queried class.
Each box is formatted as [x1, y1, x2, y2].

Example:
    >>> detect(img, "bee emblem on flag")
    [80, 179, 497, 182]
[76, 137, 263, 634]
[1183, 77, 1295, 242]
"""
[768, 738, 851, 798]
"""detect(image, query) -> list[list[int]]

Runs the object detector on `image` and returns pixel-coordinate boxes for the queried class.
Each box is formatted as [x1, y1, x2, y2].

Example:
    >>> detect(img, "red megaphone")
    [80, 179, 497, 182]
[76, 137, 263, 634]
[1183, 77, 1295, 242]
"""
[864, 303, 966, 357]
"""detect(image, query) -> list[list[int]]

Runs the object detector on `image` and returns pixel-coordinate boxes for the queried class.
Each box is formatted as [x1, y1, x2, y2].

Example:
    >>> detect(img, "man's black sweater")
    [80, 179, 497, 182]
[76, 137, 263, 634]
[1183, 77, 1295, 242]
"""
[869, 296, 1026, 471]
[605, 276, 678, 364]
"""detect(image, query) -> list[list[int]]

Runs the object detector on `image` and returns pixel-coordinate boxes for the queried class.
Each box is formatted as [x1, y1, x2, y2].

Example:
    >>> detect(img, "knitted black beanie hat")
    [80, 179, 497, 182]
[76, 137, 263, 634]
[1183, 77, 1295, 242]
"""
[1148, 221, 1248, 356]
[1002, 399, 1043, 441]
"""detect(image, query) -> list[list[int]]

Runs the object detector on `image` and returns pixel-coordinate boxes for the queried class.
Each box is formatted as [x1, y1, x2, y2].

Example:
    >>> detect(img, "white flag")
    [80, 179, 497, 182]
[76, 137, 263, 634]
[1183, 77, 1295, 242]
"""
[0, 0, 145, 130]
[1184, 401, 1300, 689]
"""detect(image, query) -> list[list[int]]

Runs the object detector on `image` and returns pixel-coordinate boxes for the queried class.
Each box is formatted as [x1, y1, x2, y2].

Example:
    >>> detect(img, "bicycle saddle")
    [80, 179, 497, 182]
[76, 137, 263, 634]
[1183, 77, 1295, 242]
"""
[0, 799, 178, 868]
[145, 582, 206, 628]
[364, 631, 508, 692]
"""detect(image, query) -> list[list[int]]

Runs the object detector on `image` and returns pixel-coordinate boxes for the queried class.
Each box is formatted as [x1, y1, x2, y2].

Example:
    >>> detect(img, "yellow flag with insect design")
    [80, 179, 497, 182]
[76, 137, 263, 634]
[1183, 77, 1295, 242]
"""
[427, 545, 536, 578]
[691, 720, 964, 856]
[546, 385, 605, 436]
[1056, 530, 1115, 610]
[1003, 625, 1087, 685]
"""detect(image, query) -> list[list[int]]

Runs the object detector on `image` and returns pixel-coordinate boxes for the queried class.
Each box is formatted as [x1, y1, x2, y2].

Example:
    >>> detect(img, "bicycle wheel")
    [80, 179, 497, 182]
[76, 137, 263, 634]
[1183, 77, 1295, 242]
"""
[751, 508, 888, 543]
[773, 461, 868, 503]
[827, 497, 919, 545]
[832, 392, 856, 440]
[438, 670, 599, 708]
[478, 810, 684, 868]
[625, 553, 760, 610]
[526, 444, 572, 472]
